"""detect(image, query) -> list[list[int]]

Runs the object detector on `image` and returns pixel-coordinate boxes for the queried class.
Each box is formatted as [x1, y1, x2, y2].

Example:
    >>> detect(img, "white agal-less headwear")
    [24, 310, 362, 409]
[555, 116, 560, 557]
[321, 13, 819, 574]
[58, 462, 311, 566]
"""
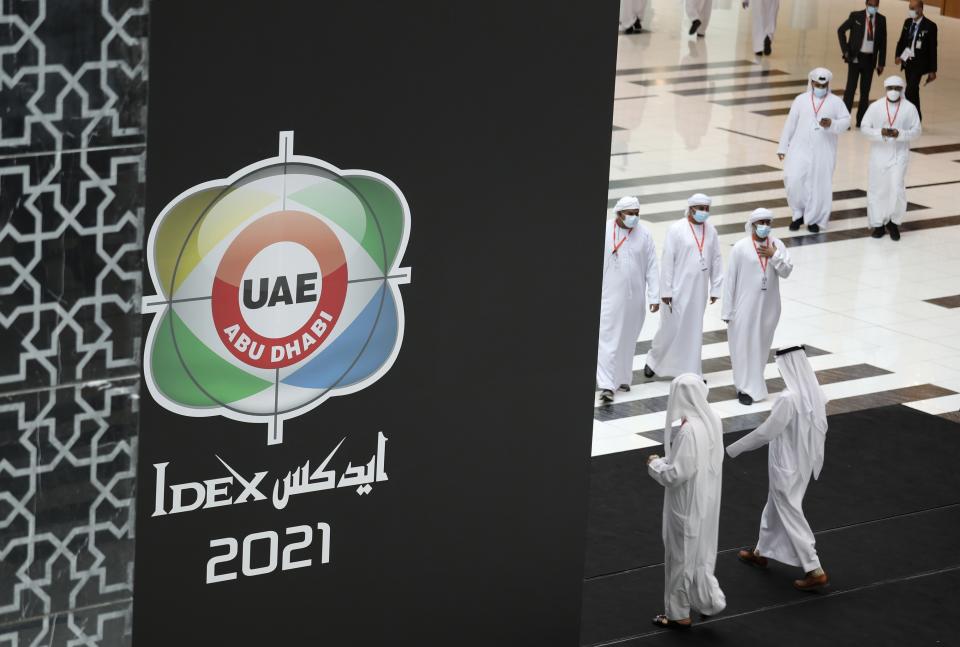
[663, 374, 722, 462]
[775, 345, 829, 480]
[809, 67, 833, 86]
[687, 193, 712, 208]
[614, 195, 640, 213]
[884, 75, 905, 89]
[745, 207, 774, 234]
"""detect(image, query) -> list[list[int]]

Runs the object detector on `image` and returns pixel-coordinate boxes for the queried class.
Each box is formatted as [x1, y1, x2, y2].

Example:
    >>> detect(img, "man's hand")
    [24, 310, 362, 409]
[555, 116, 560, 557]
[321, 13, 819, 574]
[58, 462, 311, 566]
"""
[820, 117, 832, 128]
[895, 57, 902, 66]
[662, 297, 672, 306]
[650, 303, 660, 313]
[646, 454, 660, 466]
[757, 244, 775, 258]
[777, 153, 785, 161]
[890, 128, 900, 138]
[710, 296, 718, 305]
[926, 72, 937, 85]
[877, 66, 884, 76]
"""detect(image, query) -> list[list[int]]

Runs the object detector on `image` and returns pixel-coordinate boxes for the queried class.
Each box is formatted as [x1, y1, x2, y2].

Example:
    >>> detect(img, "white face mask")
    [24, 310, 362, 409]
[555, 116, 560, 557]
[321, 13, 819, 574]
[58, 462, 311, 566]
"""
[908, 9, 918, 19]
[621, 214, 639, 228]
[887, 89, 902, 102]
[813, 86, 828, 99]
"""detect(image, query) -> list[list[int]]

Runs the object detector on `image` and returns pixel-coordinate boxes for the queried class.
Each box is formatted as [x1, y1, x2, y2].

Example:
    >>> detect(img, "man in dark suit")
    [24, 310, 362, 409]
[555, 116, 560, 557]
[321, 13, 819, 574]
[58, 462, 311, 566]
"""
[895, 0, 937, 121]
[838, 0, 886, 128]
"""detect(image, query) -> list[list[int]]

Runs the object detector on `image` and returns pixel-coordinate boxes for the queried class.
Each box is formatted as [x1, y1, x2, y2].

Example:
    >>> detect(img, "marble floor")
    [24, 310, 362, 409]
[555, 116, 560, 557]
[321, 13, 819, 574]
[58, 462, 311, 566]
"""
[593, 0, 960, 457]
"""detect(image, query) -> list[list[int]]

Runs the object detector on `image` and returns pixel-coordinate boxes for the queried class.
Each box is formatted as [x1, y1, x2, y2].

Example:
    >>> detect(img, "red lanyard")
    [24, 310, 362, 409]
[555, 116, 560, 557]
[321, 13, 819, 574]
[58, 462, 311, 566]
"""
[753, 239, 769, 273]
[811, 92, 827, 121]
[688, 220, 706, 257]
[612, 223, 631, 255]
[885, 99, 901, 128]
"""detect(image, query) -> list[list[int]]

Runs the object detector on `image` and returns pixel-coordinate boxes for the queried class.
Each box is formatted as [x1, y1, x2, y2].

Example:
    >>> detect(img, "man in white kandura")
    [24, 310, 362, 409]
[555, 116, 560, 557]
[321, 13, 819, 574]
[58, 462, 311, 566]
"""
[777, 68, 851, 233]
[685, 0, 713, 37]
[597, 196, 660, 404]
[643, 194, 722, 380]
[743, 0, 780, 57]
[860, 75, 922, 241]
[726, 345, 830, 592]
[722, 208, 794, 406]
[620, 0, 649, 33]
[647, 374, 726, 629]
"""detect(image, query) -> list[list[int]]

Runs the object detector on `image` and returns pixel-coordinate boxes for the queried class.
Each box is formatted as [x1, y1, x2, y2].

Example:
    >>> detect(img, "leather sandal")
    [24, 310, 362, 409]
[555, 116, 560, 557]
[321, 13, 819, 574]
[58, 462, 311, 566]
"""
[737, 548, 768, 568]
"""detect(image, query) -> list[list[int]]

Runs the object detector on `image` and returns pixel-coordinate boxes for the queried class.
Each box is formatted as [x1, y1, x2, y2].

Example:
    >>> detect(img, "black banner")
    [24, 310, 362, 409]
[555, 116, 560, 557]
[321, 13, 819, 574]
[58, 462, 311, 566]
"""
[134, 1, 618, 644]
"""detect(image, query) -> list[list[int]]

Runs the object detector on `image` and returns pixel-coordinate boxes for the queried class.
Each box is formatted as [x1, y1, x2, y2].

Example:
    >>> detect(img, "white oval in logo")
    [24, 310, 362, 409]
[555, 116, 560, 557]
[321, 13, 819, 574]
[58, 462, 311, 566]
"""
[239, 241, 322, 339]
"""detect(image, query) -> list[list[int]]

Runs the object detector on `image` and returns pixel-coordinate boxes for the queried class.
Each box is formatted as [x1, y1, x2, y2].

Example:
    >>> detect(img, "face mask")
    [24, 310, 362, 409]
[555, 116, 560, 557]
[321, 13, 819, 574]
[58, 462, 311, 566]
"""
[908, 9, 918, 19]
[866, 6, 877, 16]
[755, 224, 771, 239]
[887, 89, 902, 102]
[813, 87, 828, 99]
[692, 209, 709, 223]
[622, 214, 639, 228]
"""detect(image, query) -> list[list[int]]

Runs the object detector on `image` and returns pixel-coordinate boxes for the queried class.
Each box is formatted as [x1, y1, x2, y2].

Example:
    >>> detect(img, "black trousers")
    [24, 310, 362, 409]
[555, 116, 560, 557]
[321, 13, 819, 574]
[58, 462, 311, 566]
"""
[904, 65, 924, 121]
[842, 53, 875, 127]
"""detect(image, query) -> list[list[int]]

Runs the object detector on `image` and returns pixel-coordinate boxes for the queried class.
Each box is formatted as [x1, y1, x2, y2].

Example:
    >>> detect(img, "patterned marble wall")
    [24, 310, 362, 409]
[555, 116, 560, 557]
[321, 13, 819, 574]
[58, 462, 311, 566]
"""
[0, 1, 148, 644]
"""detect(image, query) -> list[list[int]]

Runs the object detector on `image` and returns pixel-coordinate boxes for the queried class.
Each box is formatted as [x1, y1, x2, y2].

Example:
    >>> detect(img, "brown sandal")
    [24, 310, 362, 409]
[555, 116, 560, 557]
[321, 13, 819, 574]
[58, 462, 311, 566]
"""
[737, 548, 768, 569]
[651, 614, 692, 629]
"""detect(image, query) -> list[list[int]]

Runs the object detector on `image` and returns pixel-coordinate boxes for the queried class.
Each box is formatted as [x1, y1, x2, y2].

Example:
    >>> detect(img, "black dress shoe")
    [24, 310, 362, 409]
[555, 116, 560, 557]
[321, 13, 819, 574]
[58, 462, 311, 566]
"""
[633, 18, 642, 32]
[887, 222, 901, 240]
[689, 19, 701, 35]
[789, 218, 802, 231]
[599, 389, 614, 403]
[871, 226, 885, 238]
[755, 51, 763, 56]
[618, 384, 631, 392]
[624, 25, 636, 34]
[808, 223, 820, 233]
[643, 365, 655, 379]
[738, 392, 753, 406]
[764, 36, 772, 55]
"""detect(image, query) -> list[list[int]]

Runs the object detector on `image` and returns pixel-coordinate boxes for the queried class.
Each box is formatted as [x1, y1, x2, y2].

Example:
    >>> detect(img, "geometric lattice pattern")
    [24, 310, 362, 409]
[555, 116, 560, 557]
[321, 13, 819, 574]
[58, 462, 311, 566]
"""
[0, 1, 147, 644]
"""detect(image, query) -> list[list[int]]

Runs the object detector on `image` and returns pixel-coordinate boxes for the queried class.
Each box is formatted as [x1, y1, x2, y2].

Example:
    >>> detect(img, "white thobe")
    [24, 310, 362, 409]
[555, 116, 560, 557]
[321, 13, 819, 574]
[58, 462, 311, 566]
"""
[777, 92, 851, 228]
[649, 418, 726, 620]
[620, 0, 650, 28]
[747, 0, 780, 54]
[722, 236, 793, 401]
[726, 392, 822, 571]
[597, 220, 660, 391]
[860, 98, 922, 227]
[685, 0, 713, 33]
[645, 218, 722, 378]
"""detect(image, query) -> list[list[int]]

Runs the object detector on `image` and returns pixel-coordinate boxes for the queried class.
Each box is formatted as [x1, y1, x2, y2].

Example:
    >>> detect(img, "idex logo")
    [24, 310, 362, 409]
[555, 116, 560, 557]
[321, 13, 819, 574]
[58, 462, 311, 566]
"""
[142, 132, 411, 444]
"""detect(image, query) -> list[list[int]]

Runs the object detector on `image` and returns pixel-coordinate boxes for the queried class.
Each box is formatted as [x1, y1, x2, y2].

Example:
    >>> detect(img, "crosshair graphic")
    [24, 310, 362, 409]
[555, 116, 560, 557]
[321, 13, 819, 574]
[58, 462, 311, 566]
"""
[142, 131, 411, 445]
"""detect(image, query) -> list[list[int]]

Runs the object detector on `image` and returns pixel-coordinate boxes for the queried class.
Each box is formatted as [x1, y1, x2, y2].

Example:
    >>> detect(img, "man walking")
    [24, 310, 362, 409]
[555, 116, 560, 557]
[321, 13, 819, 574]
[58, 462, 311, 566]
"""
[726, 345, 830, 592]
[895, 0, 937, 121]
[838, 0, 887, 128]
[597, 196, 660, 403]
[860, 76, 922, 240]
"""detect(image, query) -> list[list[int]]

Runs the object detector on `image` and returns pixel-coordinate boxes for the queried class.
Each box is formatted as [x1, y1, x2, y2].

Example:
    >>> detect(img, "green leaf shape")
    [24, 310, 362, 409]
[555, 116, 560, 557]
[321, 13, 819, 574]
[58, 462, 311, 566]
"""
[151, 309, 272, 407]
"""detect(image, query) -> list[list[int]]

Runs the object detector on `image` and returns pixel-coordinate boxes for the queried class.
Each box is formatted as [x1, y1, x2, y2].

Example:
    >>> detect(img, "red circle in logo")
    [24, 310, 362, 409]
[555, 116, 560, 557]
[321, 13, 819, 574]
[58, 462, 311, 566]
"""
[211, 211, 347, 369]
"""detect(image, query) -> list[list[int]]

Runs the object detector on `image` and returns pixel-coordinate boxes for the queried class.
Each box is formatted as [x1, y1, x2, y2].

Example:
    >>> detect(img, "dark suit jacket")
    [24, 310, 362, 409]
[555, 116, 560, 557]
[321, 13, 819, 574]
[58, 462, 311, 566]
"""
[895, 16, 938, 75]
[837, 9, 887, 69]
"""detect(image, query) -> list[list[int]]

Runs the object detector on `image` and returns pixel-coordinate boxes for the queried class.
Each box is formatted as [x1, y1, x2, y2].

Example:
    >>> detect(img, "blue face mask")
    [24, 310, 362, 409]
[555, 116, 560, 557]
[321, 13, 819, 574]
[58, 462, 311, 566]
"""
[755, 224, 771, 239]
[866, 5, 877, 16]
[813, 87, 828, 98]
[622, 214, 639, 228]
[692, 209, 709, 223]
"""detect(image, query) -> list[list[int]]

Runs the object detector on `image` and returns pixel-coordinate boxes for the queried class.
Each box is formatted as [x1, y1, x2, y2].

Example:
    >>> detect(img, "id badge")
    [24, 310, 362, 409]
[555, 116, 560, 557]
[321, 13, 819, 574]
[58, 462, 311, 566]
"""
[699, 256, 708, 272]
[916, 40, 923, 50]
[761, 276, 768, 292]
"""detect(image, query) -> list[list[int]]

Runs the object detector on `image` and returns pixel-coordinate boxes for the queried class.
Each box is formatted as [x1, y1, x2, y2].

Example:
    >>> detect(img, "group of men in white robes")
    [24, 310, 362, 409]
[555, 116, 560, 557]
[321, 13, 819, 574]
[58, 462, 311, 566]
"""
[597, 194, 787, 410]
[647, 346, 830, 628]
[779, 68, 922, 239]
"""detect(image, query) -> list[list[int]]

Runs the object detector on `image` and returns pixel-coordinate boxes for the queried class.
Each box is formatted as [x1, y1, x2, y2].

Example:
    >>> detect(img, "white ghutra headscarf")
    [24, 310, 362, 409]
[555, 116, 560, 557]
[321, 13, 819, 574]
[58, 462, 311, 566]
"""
[775, 345, 829, 479]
